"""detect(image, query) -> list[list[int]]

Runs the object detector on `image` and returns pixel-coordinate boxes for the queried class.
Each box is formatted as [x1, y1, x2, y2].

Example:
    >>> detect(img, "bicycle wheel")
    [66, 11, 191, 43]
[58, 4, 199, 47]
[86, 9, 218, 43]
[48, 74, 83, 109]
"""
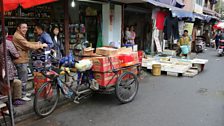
[34, 82, 60, 117]
[115, 71, 139, 104]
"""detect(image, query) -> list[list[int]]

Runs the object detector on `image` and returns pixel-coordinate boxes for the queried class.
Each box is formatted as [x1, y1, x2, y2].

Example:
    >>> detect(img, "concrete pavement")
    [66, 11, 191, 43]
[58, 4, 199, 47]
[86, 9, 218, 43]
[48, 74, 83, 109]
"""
[17, 48, 224, 126]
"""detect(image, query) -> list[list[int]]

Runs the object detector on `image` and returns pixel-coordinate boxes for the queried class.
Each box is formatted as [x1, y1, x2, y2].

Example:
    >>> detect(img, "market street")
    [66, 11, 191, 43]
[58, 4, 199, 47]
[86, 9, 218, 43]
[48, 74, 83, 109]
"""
[17, 48, 224, 126]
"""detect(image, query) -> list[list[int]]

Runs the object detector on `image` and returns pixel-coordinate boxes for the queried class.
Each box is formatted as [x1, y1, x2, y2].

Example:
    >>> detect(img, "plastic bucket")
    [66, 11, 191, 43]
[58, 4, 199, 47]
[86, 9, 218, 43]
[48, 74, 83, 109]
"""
[152, 64, 161, 76]
[180, 45, 189, 54]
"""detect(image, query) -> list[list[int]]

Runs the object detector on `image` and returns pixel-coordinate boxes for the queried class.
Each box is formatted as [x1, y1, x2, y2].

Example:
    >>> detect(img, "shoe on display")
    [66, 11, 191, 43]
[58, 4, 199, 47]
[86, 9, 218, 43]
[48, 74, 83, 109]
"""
[26, 92, 32, 97]
[21, 96, 31, 101]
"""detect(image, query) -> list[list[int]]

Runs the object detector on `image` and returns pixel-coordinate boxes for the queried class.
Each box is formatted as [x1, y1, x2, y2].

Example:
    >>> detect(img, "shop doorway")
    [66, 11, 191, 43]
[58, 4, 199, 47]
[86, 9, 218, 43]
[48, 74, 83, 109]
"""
[124, 5, 152, 50]
[79, 2, 102, 49]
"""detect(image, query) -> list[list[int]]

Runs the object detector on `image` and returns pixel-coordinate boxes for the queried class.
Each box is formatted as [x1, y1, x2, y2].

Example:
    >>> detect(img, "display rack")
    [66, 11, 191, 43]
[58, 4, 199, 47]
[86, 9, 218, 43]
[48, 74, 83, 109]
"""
[4, 5, 53, 40]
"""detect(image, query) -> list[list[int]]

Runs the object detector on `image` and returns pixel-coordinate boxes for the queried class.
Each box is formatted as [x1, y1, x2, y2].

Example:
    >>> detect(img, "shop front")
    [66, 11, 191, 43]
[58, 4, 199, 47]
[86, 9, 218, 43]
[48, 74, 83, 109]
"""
[123, 4, 152, 51]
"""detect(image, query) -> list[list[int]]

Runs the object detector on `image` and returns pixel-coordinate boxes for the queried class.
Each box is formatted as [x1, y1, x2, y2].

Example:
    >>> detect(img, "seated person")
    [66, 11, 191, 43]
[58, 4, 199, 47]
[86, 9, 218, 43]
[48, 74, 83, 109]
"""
[177, 30, 191, 56]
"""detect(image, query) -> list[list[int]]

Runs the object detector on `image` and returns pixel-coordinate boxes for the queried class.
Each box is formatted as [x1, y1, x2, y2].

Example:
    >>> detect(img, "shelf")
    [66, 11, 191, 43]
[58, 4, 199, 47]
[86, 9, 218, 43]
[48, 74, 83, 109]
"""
[7, 26, 17, 28]
[4, 16, 50, 20]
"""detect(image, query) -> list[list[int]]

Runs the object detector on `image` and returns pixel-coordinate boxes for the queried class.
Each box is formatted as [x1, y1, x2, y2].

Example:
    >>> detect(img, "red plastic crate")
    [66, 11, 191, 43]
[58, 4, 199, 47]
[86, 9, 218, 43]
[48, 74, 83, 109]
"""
[33, 72, 53, 97]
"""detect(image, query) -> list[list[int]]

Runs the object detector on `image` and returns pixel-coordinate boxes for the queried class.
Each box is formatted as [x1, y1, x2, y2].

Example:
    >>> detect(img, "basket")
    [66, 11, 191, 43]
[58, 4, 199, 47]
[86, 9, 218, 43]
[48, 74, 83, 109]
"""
[180, 45, 189, 54]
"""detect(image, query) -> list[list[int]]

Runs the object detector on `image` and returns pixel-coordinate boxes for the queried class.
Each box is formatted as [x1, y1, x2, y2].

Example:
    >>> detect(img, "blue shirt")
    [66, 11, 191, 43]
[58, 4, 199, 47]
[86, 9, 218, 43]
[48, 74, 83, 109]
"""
[38, 32, 54, 49]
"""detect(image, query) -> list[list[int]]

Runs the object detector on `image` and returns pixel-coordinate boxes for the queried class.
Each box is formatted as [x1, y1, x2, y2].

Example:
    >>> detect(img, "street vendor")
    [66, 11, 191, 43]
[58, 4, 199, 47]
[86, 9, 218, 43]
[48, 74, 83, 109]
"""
[177, 30, 191, 56]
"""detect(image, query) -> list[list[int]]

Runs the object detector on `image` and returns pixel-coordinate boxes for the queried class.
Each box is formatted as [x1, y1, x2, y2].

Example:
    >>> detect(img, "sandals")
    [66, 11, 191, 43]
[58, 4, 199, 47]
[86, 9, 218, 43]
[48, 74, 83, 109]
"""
[13, 99, 25, 106]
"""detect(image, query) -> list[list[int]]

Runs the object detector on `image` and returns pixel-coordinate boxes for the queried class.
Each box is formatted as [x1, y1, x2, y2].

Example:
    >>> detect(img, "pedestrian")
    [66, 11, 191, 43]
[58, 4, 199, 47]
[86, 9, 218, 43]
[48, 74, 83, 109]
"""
[176, 30, 191, 56]
[51, 25, 64, 59]
[125, 26, 131, 44]
[203, 30, 210, 47]
[220, 30, 224, 40]
[0, 26, 25, 105]
[129, 25, 136, 45]
[34, 23, 54, 49]
[13, 22, 48, 101]
[214, 30, 220, 50]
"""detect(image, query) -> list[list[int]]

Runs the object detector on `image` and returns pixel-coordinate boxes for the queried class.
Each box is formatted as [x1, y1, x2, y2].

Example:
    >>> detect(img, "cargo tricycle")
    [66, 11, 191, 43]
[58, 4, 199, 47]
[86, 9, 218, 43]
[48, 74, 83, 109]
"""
[33, 53, 140, 117]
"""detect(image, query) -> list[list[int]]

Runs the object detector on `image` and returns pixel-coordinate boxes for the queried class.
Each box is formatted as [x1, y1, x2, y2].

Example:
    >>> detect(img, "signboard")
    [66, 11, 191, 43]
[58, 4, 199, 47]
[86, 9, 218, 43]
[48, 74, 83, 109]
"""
[184, 23, 194, 35]
[153, 29, 162, 52]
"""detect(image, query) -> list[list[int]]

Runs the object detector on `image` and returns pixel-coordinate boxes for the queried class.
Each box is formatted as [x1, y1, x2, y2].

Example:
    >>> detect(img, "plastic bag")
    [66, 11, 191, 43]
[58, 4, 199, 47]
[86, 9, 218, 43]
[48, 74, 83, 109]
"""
[75, 59, 93, 72]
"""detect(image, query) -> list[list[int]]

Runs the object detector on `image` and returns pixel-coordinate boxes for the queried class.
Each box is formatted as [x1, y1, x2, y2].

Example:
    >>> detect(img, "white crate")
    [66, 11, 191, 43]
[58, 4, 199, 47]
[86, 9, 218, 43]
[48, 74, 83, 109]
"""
[167, 72, 179, 77]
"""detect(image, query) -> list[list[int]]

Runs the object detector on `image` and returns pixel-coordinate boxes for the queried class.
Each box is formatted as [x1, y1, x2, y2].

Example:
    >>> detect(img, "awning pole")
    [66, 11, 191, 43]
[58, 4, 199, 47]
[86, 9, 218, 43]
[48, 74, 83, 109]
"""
[0, 0, 15, 126]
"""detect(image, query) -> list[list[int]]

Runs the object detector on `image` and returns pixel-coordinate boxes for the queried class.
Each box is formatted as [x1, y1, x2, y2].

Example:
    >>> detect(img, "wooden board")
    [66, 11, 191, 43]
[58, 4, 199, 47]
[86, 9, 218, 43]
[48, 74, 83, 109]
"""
[154, 37, 162, 53]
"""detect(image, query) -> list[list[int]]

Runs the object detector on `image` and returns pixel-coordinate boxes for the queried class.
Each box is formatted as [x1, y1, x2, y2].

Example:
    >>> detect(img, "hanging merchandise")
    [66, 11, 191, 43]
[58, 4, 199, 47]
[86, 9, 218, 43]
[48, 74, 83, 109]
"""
[97, 16, 103, 47]
[163, 15, 180, 40]
[156, 10, 168, 30]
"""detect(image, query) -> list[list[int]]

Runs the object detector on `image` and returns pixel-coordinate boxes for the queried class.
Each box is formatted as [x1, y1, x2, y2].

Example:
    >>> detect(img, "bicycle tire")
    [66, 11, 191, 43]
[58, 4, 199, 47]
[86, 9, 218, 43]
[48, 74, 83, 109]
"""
[115, 71, 139, 104]
[34, 82, 60, 117]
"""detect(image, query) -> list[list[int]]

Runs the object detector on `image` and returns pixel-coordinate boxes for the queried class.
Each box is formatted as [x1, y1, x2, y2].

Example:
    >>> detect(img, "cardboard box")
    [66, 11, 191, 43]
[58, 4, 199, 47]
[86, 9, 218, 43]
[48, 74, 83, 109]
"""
[94, 72, 118, 87]
[83, 47, 94, 55]
[118, 47, 132, 54]
[123, 66, 138, 74]
[96, 47, 118, 56]
[92, 56, 120, 72]
[131, 52, 139, 64]
[121, 66, 138, 79]
[119, 52, 139, 67]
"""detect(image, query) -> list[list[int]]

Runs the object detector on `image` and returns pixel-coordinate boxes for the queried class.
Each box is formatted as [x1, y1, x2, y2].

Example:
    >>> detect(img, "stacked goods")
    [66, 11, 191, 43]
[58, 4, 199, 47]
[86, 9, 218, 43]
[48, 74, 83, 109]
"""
[96, 47, 118, 56]
[92, 56, 120, 72]
[83, 47, 94, 56]
[33, 72, 53, 97]
[118, 47, 132, 54]
[31, 50, 52, 72]
[93, 72, 118, 87]
[119, 52, 139, 67]
[131, 52, 139, 64]
[92, 47, 141, 87]
[32, 50, 53, 96]
[92, 55, 120, 87]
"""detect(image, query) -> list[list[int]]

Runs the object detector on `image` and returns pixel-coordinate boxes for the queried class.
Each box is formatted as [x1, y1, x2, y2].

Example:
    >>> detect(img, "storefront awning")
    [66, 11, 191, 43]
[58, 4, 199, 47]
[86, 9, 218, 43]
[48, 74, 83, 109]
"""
[111, 0, 146, 3]
[145, 0, 193, 18]
[203, 7, 215, 16]
[194, 13, 206, 20]
[171, 9, 193, 19]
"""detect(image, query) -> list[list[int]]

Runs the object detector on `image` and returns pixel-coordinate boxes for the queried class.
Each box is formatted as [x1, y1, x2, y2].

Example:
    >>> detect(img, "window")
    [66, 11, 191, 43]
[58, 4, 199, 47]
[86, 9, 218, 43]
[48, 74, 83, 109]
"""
[196, 0, 203, 6]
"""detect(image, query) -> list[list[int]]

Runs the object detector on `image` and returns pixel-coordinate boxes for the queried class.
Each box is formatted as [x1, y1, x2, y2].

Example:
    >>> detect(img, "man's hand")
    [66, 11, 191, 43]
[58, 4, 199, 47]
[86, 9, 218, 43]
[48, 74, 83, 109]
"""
[42, 43, 48, 48]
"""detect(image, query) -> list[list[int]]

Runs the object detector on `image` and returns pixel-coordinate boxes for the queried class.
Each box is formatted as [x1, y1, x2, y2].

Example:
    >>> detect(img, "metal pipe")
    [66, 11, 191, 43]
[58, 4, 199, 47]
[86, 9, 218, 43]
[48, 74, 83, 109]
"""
[0, 0, 15, 126]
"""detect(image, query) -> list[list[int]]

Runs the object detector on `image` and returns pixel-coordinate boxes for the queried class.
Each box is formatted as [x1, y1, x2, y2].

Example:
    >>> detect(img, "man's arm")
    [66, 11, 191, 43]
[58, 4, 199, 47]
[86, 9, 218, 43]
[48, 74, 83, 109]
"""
[43, 33, 54, 48]
[16, 35, 44, 50]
